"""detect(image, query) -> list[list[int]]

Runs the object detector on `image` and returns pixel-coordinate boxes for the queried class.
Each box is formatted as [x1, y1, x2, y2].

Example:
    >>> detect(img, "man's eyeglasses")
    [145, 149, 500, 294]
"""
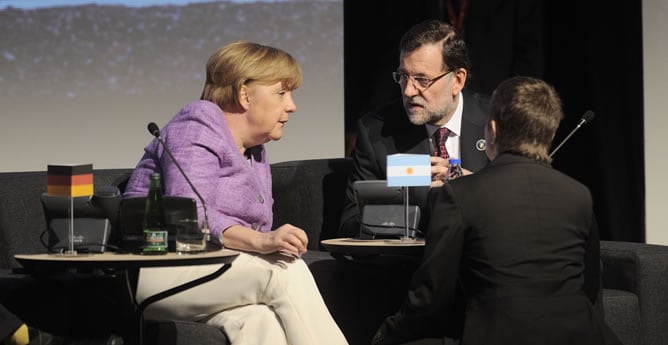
[392, 70, 452, 91]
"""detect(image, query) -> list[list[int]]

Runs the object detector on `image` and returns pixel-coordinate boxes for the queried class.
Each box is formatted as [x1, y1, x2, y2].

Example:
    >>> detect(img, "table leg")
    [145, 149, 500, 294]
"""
[135, 263, 232, 345]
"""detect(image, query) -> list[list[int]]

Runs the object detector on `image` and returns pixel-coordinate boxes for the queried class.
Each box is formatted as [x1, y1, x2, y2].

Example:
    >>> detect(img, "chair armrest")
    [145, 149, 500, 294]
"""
[600, 240, 668, 345]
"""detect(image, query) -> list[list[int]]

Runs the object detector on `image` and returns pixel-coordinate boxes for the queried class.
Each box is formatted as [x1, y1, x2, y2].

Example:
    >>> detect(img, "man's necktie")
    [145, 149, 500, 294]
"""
[432, 127, 450, 159]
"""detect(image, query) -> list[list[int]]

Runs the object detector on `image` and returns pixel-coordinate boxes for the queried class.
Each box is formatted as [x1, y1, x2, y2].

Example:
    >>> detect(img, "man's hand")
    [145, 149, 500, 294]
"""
[430, 156, 449, 188]
[430, 157, 473, 187]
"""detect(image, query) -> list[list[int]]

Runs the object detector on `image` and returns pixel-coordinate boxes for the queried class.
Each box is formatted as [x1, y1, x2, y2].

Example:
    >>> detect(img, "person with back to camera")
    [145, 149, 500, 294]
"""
[124, 41, 348, 345]
[370, 76, 622, 345]
[339, 19, 490, 238]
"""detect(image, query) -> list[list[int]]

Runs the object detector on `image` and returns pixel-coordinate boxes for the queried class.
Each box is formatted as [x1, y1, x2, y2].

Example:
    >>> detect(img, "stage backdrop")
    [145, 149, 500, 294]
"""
[0, 0, 344, 173]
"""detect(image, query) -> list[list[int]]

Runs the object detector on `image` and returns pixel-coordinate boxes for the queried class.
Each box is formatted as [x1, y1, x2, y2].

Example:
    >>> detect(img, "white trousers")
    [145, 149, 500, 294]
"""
[136, 252, 348, 345]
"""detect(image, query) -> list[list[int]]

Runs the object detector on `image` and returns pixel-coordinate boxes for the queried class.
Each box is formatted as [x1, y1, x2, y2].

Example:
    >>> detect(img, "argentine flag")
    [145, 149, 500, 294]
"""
[387, 154, 431, 187]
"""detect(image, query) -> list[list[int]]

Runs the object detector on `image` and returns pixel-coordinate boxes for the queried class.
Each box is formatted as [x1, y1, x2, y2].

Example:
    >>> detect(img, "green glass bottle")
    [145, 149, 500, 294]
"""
[142, 173, 168, 255]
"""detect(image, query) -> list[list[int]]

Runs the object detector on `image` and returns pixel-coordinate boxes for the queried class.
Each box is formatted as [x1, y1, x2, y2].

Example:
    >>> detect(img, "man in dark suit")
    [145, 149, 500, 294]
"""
[340, 19, 490, 237]
[371, 76, 622, 345]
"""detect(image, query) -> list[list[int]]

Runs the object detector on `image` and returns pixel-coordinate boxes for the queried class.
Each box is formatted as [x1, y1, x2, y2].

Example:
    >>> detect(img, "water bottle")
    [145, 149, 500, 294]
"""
[447, 158, 463, 181]
[142, 173, 168, 255]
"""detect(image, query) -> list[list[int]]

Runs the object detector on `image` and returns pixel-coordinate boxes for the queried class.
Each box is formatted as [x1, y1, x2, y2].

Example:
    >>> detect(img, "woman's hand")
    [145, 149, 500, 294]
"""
[261, 224, 308, 257]
[222, 224, 308, 256]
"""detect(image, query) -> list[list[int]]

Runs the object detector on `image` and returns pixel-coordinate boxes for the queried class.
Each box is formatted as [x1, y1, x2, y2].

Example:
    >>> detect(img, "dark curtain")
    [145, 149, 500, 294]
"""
[543, 2, 644, 243]
[343, 0, 644, 242]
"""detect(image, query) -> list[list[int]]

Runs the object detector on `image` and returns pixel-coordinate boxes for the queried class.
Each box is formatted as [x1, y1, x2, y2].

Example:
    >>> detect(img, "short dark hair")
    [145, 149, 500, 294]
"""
[399, 19, 471, 73]
[489, 76, 563, 163]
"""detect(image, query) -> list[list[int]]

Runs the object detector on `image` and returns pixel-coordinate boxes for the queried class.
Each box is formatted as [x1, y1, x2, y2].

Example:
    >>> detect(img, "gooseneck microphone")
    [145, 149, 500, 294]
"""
[549, 110, 595, 158]
[147, 122, 211, 241]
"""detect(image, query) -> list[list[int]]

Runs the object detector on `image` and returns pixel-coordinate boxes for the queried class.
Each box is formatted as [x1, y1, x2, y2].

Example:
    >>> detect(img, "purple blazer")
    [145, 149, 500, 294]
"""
[124, 100, 274, 242]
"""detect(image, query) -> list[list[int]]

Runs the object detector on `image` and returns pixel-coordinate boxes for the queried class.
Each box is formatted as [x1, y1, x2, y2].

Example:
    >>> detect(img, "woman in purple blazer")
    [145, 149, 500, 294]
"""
[125, 41, 348, 345]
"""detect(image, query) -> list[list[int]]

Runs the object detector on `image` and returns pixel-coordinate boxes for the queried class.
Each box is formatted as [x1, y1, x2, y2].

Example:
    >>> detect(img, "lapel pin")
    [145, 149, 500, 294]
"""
[476, 139, 487, 151]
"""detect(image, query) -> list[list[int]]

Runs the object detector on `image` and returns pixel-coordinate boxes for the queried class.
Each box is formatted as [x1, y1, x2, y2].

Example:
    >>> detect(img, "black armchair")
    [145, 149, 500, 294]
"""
[600, 240, 668, 345]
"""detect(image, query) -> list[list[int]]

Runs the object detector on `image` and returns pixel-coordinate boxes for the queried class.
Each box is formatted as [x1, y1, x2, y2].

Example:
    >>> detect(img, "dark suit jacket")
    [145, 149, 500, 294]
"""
[372, 153, 621, 345]
[339, 92, 490, 237]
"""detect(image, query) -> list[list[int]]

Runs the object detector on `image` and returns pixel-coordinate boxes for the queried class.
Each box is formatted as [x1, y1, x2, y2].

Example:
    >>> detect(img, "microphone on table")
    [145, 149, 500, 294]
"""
[549, 110, 595, 158]
[147, 122, 211, 242]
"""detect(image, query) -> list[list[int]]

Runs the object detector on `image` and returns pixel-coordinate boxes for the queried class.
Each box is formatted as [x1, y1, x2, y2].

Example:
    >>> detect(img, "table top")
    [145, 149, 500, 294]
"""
[321, 237, 425, 256]
[15, 249, 239, 272]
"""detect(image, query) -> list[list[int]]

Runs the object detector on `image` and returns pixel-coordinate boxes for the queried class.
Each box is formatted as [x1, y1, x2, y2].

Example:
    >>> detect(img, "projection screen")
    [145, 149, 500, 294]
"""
[0, 0, 344, 172]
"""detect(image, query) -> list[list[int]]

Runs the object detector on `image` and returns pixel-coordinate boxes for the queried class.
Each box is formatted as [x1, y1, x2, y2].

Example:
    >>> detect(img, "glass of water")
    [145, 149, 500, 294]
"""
[175, 218, 206, 254]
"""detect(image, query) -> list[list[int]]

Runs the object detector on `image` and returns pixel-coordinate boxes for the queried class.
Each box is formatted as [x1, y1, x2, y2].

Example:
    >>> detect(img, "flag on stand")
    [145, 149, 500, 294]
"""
[386, 154, 431, 187]
[47, 164, 94, 197]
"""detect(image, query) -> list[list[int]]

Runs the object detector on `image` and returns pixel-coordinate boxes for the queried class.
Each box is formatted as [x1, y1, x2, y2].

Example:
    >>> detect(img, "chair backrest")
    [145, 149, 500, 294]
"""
[270, 158, 352, 250]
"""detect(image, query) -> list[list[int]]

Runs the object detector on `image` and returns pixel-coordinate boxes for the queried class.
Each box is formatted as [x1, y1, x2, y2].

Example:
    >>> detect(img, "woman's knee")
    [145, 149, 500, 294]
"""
[212, 304, 286, 345]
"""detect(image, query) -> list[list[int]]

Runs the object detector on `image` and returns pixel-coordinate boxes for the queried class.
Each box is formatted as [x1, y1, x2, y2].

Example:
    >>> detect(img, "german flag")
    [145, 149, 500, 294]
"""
[47, 164, 94, 197]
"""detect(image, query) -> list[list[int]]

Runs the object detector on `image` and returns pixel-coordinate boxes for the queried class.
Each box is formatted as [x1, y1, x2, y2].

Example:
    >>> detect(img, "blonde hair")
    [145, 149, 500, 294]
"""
[200, 41, 303, 111]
